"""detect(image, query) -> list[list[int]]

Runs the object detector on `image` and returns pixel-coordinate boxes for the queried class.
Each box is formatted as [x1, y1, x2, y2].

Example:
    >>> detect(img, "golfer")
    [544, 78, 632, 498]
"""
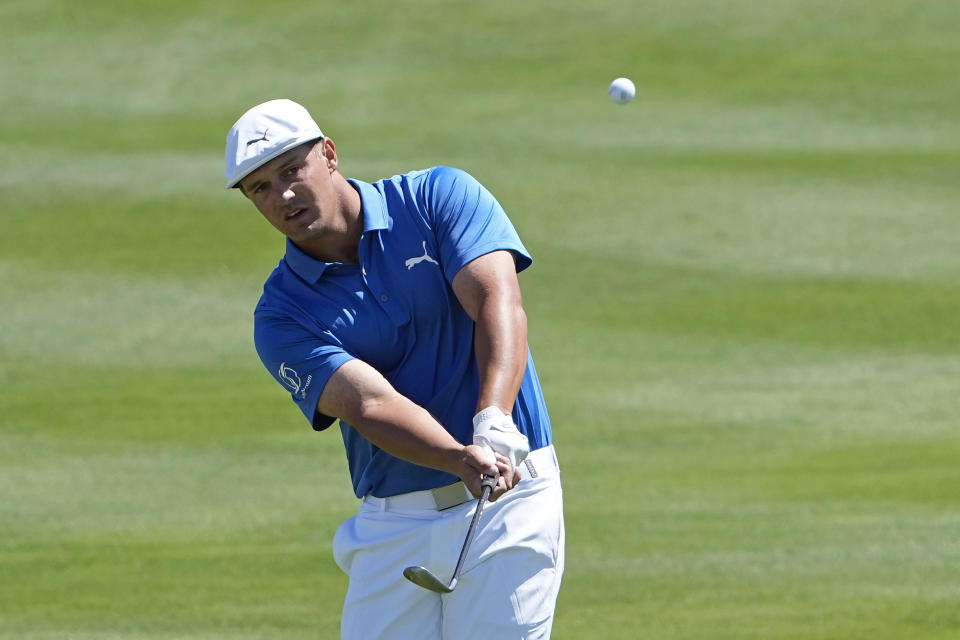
[225, 99, 564, 639]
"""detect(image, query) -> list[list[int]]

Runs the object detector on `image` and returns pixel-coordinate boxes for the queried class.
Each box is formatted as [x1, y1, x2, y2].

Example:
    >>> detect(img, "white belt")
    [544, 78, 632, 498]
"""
[365, 444, 560, 512]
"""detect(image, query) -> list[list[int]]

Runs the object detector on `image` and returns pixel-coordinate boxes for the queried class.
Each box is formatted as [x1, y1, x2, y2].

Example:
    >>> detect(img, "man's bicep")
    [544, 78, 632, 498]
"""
[451, 250, 524, 321]
[316, 358, 397, 425]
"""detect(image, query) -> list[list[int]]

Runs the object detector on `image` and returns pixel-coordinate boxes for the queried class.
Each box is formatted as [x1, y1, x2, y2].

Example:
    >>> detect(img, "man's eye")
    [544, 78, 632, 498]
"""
[287, 166, 301, 176]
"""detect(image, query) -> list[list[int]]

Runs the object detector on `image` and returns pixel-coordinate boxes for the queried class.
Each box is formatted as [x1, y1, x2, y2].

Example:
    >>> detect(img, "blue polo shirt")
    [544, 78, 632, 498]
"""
[253, 166, 553, 498]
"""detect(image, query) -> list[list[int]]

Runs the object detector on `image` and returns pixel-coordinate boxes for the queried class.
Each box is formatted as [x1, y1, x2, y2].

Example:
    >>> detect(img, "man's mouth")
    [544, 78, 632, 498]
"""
[284, 208, 307, 221]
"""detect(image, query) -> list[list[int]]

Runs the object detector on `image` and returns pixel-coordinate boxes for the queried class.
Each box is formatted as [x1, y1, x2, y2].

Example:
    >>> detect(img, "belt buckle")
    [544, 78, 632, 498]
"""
[431, 482, 471, 511]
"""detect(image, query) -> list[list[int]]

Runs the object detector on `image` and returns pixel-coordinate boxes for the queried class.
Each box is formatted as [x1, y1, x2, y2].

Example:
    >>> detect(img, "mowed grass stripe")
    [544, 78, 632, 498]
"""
[561, 496, 960, 638]
[1, 260, 263, 368]
[0, 431, 350, 541]
[631, 274, 960, 350]
[530, 251, 960, 351]
[1, 541, 340, 638]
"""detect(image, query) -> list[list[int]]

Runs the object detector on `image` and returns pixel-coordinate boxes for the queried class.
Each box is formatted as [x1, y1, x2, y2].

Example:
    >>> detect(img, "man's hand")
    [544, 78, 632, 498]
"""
[456, 444, 519, 501]
[472, 406, 529, 498]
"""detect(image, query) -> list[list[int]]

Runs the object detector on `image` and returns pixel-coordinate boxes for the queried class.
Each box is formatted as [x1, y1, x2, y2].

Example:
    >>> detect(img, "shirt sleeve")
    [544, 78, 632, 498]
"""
[253, 309, 354, 431]
[422, 166, 532, 283]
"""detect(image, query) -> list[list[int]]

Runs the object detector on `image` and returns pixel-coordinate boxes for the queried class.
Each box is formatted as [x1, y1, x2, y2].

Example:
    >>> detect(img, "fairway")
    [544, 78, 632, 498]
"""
[2, 1, 960, 638]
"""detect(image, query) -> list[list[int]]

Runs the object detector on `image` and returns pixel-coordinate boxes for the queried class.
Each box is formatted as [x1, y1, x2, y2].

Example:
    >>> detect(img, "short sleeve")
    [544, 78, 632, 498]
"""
[422, 166, 532, 283]
[254, 310, 354, 431]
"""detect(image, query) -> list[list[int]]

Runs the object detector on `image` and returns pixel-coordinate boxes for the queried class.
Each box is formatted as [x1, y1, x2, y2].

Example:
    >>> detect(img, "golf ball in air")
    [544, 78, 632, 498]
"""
[608, 77, 636, 104]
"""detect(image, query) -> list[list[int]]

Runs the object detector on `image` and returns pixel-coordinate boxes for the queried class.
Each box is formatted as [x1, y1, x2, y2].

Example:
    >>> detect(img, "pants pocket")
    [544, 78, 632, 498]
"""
[332, 513, 356, 574]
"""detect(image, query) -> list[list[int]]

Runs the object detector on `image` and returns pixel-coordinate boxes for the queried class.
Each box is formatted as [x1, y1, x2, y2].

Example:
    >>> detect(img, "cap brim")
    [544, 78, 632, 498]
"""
[226, 134, 324, 188]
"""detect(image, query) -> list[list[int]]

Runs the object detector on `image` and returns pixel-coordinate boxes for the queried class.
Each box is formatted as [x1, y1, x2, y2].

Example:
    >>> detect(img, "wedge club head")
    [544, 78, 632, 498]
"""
[402, 474, 496, 593]
[402, 565, 457, 593]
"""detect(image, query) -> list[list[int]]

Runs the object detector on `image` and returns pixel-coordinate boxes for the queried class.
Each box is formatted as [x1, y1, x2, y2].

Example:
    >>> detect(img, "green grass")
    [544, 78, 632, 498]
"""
[2, 0, 959, 637]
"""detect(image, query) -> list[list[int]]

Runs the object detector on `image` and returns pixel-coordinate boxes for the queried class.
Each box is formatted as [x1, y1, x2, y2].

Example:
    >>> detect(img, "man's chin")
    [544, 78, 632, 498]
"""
[286, 223, 326, 246]
[284, 215, 319, 236]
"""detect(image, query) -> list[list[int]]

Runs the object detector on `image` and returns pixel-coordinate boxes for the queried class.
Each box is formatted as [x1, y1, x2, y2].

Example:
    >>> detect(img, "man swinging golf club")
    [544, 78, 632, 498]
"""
[225, 99, 564, 639]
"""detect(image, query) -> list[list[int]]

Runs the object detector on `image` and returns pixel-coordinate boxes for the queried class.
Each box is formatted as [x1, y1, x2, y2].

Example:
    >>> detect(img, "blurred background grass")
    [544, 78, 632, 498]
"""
[2, 1, 959, 638]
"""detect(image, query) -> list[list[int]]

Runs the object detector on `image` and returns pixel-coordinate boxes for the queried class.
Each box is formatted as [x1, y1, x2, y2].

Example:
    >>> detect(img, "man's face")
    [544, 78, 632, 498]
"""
[239, 140, 339, 243]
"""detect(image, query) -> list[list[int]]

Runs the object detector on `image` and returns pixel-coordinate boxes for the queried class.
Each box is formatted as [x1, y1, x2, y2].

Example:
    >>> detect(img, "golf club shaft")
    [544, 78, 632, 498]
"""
[448, 475, 496, 585]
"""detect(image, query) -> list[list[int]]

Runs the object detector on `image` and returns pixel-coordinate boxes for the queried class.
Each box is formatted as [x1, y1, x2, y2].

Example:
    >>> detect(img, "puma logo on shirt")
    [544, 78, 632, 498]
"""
[405, 241, 439, 270]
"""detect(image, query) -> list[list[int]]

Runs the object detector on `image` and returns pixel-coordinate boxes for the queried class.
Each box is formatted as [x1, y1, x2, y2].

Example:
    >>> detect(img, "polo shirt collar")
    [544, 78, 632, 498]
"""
[351, 178, 392, 233]
[283, 179, 392, 283]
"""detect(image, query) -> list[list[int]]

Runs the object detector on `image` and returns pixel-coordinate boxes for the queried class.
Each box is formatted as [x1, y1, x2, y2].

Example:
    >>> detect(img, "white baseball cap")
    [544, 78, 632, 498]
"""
[224, 99, 324, 188]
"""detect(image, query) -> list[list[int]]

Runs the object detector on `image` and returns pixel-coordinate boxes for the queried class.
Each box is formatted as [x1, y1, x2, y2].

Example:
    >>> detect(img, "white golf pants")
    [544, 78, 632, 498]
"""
[333, 445, 565, 640]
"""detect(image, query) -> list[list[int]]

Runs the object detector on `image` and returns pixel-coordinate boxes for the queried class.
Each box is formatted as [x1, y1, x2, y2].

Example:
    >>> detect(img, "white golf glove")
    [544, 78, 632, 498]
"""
[472, 406, 530, 472]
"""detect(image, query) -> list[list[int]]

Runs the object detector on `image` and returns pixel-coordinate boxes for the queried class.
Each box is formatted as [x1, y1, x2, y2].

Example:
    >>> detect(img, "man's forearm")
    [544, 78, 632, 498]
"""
[351, 393, 466, 474]
[317, 360, 462, 472]
[316, 359, 495, 484]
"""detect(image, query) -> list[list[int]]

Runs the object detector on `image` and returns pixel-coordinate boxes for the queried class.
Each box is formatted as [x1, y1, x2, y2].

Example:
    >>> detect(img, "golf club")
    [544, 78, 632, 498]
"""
[403, 474, 497, 593]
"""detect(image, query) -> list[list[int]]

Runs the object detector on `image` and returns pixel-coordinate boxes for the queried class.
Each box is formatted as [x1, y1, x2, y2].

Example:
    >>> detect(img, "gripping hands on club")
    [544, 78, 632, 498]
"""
[471, 406, 529, 499]
[456, 444, 509, 500]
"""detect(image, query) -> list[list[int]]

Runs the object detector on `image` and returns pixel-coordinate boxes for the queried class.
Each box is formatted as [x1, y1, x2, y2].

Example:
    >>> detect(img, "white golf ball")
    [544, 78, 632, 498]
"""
[608, 77, 636, 104]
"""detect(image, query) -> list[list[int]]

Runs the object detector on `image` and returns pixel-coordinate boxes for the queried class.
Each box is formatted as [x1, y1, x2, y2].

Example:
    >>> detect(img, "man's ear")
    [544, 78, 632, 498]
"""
[317, 137, 338, 172]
